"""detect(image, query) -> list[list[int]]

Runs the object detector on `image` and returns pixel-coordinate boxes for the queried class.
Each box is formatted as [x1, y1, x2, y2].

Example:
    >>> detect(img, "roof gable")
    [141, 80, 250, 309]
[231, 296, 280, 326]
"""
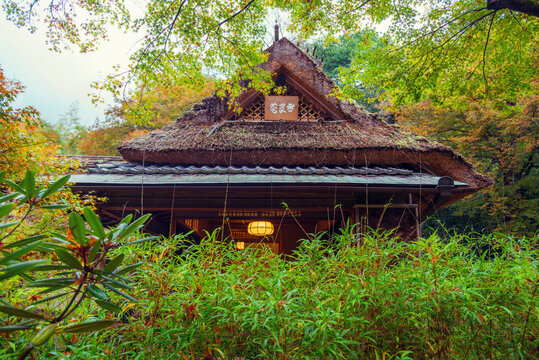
[226, 73, 338, 121]
[173, 37, 370, 125]
[224, 38, 349, 121]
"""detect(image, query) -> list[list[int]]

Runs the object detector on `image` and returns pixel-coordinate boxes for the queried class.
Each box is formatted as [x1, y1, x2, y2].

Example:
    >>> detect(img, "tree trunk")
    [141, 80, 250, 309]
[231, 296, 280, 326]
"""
[487, 0, 539, 17]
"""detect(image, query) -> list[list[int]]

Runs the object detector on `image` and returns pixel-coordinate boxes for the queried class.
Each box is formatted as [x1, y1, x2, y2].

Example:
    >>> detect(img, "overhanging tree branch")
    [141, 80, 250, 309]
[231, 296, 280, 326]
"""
[396, 10, 496, 78]
[482, 11, 496, 96]
[392, 7, 487, 53]
[217, 0, 256, 27]
[487, 0, 539, 17]
[345, 1, 370, 15]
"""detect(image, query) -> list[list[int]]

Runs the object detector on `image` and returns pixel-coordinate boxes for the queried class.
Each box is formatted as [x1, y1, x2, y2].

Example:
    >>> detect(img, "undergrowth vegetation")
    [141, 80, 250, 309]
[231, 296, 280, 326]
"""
[2, 228, 537, 359]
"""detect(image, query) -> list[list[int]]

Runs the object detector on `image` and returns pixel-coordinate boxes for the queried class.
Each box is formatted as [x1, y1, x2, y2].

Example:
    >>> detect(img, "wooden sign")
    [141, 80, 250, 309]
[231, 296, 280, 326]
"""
[264, 96, 299, 121]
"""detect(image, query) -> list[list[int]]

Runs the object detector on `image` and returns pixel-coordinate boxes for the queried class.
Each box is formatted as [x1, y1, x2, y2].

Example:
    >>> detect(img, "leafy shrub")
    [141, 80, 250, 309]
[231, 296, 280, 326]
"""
[17, 228, 536, 359]
[0, 171, 156, 359]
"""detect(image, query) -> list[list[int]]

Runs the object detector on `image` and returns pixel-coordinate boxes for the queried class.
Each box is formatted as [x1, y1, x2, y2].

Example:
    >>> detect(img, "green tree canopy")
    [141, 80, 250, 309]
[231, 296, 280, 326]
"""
[3, 0, 536, 109]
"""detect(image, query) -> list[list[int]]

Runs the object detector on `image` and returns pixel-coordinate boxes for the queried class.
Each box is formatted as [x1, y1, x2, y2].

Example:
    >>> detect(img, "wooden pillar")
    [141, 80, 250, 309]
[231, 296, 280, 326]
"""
[409, 193, 422, 239]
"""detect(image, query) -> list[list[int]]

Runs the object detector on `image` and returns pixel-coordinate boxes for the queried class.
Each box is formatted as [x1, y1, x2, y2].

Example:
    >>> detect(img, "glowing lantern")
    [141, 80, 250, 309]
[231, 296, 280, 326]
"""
[236, 242, 245, 250]
[247, 221, 274, 236]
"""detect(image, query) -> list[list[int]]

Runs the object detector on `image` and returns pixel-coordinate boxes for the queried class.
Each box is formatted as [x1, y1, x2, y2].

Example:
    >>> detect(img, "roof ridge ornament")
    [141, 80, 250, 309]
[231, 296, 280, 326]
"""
[274, 22, 279, 42]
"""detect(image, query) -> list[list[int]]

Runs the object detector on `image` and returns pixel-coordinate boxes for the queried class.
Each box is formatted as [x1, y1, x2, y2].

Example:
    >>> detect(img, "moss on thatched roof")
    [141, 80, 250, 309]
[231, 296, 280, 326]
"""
[118, 38, 492, 190]
[123, 120, 438, 152]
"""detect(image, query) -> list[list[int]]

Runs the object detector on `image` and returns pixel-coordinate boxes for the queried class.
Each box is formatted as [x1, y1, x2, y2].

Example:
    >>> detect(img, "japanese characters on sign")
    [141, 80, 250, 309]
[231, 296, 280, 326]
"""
[264, 96, 299, 121]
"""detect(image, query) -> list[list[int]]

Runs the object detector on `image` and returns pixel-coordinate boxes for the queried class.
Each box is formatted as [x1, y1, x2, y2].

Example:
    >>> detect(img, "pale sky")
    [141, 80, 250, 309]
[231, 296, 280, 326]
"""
[0, 17, 140, 126]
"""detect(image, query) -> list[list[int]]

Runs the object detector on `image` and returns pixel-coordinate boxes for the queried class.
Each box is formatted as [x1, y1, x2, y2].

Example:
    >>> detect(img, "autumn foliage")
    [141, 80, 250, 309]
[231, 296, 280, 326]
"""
[396, 95, 538, 235]
[79, 78, 214, 155]
[0, 66, 64, 178]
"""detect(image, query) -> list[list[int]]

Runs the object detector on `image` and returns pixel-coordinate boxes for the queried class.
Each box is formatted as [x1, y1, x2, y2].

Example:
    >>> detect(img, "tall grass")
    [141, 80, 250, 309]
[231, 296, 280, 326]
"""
[2, 229, 537, 359]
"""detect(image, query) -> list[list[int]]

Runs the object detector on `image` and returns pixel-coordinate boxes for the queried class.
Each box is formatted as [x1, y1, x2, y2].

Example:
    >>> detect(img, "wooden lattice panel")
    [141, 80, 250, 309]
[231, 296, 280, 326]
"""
[232, 83, 328, 121]
[230, 229, 259, 241]
[287, 87, 324, 121]
[184, 219, 199, 231]
[218, 209, 300, 218]
[235, 95, 265, 121]
[218, 210, 260, 218]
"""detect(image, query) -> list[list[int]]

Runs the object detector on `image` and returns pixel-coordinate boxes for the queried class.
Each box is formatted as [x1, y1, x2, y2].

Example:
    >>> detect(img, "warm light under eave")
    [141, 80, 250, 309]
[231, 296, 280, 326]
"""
[247, 221, 274, 236]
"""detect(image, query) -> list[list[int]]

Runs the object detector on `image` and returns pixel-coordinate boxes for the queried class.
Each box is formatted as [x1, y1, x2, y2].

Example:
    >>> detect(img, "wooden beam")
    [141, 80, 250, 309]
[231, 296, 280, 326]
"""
[101, 209, 123, 221]
[73, 185, 441, 194]
[284, 74, 343, 120]
[100, 206, 332, 212]
[353, 204, 418, 209]
[98, 198, 358, 209]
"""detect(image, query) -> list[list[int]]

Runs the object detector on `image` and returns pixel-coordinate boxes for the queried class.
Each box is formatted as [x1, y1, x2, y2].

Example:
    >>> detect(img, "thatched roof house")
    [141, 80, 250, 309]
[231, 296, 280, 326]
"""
[71, 37, 492, 253]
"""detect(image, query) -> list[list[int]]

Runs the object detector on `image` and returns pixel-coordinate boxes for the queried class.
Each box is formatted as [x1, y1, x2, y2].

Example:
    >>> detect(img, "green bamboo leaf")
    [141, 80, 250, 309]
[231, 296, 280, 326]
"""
[56, 270, 77, 277]
[23, 171, 36, 199]
[102, 270, 128, 283]
[102, 283, 137, 302]
[0, 260, 47, 281]
[499, 306, 513, 316]
[50, 231, 67, 241]
[55, 248, 82, 270]
[39, 175, 70, 199]
[0, 192, 17, 203]
[117, 214, 151, 241]
[94, 299, 122, 313]
[88, 239, 102, 263]
[68, 212, 87, 245]
[3, 179, 25, 195]
[110, 214, 133, 239]
[124, 236, 159, 246]
[115, 262, 143, 275]
[100, 274, 131, 289]
[0, 305, 44, 319]
[37, 243, 64, 252]
[118, 214, 133, 226]
[111, 223, 128, 241]
[87, 284, 109, 301]
[34, 186, 44, 198]
[19, 272, 34, 282]
[0, 241, 43, 265]
[4, 234, 48, 249]
[0, 321, 38, 333]
[94, 270, 131, 288]
[27, 277, 75, 288]
[61, 319, 117, 333]
[0, 203, 14, 219]
[38, 287, 68, 295]
[33, 264, 70, 271]
[83, 207, 105, 239]
[104, 254, 124, 273]
[0, 324, 37, 333]
[32, 292, 70, 305]
[30, 323, 57, 346]
[0, 221, 18, 230]
[41, 204, 69, 210]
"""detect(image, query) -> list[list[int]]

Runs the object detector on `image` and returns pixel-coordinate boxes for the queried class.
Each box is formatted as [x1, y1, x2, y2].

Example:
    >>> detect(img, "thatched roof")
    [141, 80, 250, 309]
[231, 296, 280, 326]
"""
[118, 38, 492, 190]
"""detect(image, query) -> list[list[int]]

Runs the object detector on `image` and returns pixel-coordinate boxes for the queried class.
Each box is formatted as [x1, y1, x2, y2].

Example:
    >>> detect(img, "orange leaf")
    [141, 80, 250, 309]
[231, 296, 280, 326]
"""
[66, 228, 75, 243]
